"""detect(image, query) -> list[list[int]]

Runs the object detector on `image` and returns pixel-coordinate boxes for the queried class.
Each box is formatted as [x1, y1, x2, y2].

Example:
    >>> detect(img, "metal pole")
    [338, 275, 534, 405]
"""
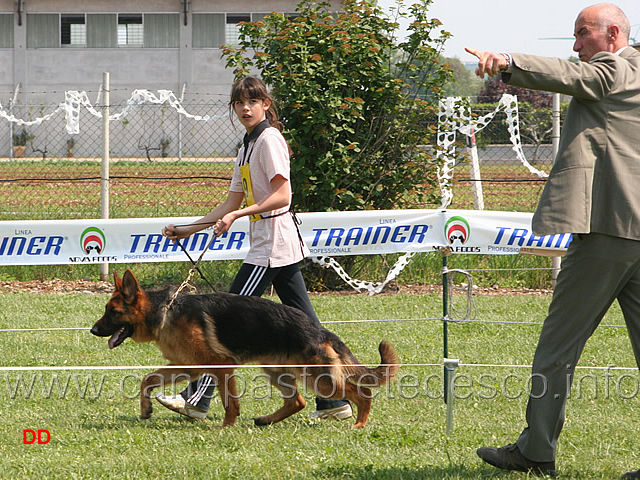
[178, 83, 186, 162]
[441, 248, 459, 432]
[442, 248, 450, 403]
[100, 72, 110, 281]
[467, 127, 484, 210]
[551, 93, 561, 288]
[9, 84, 20, 160]
[444, 358, 459, 434]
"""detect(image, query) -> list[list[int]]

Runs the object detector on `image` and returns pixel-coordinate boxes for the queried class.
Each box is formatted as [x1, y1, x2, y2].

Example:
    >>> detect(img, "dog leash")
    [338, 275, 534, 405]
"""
[175, 239, 216, 292]
[168, 203, 303, 300]
[167, 234, 218, 311]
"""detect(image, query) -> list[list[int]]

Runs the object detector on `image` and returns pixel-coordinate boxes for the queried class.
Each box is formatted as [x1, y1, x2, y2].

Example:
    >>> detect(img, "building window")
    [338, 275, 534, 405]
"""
[87, 14, 117, 48]
[225, 14, 251, 45]
[0, 14, 14, 48]
[192, 13, 225, 48]
[61, 14, 86, 47]
[118, 14, 143, 47]
[144, 14, 179, 48]
[27, 14, 58, 48]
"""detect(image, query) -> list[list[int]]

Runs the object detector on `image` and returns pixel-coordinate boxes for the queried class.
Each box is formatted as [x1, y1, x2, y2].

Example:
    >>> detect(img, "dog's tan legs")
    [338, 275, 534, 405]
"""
[140, 367, 191, 419]
[344, 383, 372, 428]
[312, 374, 373, 428]
[214, 369, 240, 427]
[254, 370, 306, 426]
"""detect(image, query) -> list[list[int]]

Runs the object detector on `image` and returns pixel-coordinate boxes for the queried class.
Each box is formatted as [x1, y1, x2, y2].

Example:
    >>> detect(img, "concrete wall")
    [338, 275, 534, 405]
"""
[0, 0, 316, 104]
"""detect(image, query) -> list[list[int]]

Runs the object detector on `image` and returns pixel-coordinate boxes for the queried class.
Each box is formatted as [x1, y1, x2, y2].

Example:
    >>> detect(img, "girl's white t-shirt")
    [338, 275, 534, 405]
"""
[229, 127, 310, 267]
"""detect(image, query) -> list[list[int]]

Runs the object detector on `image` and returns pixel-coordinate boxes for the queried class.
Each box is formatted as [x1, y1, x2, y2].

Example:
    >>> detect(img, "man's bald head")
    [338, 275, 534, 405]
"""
[573, 3, 630, 61]
[580, 3, 630, 40]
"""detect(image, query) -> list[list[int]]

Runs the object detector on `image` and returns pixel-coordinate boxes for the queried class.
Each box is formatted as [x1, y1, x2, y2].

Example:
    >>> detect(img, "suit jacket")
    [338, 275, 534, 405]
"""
[504, 48, 640, 239]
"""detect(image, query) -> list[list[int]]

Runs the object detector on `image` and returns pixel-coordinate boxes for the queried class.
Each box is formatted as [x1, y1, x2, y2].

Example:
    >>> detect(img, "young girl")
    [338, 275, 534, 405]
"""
[159, 76, 351, 421]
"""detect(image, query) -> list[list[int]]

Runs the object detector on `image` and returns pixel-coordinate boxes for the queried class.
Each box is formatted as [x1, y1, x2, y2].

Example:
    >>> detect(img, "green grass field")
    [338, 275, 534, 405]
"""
[1, 289, 638, 479]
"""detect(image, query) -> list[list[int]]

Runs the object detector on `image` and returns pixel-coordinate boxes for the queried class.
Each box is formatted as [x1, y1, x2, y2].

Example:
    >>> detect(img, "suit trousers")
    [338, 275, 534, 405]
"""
[517, 233, 640, 462]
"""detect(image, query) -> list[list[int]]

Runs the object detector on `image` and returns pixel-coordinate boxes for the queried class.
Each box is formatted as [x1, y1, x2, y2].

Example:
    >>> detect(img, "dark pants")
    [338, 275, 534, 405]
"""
[180, 262, 348, 411]
[516, 233, 640, 462]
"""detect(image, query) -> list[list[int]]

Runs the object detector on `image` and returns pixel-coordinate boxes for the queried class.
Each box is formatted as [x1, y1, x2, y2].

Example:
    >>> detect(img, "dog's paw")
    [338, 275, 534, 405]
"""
[253, 416, 272, 427]
[140, 405, 153, 419]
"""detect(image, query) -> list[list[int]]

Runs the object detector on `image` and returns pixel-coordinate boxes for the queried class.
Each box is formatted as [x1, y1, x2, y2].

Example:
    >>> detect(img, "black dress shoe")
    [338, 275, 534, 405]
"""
[622, 469, 640, 478]
[477, 443, 556, 476]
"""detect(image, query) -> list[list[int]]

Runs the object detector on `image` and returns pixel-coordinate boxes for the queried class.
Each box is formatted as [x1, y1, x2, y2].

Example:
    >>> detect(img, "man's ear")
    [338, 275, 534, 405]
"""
[607, 25, 620, 42]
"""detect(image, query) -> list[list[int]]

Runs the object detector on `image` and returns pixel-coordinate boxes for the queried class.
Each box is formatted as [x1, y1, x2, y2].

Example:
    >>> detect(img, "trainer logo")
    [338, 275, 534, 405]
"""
[445, 216, 470, 245]
[81, 227, 106, 255]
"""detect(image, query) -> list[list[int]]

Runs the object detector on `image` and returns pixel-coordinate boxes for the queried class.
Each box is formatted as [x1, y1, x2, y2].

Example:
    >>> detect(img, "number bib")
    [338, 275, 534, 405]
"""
[240, 163, 262, 222]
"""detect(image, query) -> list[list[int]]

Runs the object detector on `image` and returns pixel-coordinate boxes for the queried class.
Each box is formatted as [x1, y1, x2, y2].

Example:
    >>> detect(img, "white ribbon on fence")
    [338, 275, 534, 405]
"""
[0, 101, 68, 129]
[311, 251, 417, 295]
[437, 94, 549, 208]
[0, 89, 230, 135]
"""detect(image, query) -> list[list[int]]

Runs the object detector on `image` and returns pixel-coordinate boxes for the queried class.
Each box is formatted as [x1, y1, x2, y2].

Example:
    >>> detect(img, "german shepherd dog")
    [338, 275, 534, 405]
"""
[91, 270, 398, 428]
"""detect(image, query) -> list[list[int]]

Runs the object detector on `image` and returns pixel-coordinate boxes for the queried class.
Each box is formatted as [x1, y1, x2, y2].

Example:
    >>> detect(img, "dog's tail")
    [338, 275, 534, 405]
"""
[342, 340, 399, 387]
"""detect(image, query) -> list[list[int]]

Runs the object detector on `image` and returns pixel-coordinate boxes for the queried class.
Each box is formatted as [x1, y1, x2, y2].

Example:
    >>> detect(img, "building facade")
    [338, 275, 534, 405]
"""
[0, 0, 312, 103]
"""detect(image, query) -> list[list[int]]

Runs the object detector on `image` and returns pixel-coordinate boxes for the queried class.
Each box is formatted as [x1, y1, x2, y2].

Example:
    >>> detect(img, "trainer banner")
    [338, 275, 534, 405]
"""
[0, 210, 572, 266]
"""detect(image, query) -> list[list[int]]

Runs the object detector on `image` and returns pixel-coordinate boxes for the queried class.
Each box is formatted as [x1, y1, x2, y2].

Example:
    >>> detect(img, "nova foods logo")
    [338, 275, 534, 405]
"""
[81, 227, 106, 255]
[70, 226, 116, 263]
[445, 216, 470, 245]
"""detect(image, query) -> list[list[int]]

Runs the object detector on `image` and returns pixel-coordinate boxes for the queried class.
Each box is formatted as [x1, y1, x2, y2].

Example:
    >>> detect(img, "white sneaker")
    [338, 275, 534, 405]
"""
[154, 393, 207, 420]
[309, 403, 353, 420]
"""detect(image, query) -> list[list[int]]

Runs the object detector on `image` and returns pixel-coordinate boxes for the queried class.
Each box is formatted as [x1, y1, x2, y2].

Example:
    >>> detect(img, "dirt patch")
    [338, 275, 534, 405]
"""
[0, 279, 114, 295]
[0, 279, 552, 297]
[383, 283, 552, 297]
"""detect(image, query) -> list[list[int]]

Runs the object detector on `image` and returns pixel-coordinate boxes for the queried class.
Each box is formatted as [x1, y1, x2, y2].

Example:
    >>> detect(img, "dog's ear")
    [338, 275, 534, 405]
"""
[113, 271, 122, 291]
[121, 269, 140, 305]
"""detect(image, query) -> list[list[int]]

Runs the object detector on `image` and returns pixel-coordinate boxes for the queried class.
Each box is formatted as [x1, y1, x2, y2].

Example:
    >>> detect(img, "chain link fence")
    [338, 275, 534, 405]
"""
[1, 94, 559, 220]
[1, 91, 243, 221]
[443, 96, 558, 213]
[0, 90, 561, 286]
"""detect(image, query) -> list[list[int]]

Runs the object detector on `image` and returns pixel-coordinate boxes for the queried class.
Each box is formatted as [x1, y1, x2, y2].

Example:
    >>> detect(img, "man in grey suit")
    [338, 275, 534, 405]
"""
[467, 3, 640, 477]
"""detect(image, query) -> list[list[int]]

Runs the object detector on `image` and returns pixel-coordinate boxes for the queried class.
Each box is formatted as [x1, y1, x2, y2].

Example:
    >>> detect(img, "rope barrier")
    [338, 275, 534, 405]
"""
[0, 318, 629, 333]
[0, 363, 418, 372]
[464, 267, 560, 272]
[0, 362, 636, 373]
[0, 327, 88, 333]
[0, 318, 444, 333]
[458, 363, 639, 371]
[0, 175, 232, 184]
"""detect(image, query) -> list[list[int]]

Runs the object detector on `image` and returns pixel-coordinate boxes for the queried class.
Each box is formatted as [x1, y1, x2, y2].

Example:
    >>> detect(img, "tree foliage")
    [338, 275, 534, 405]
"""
[441, 57, 484, 98]
[222, 0, 454, 212]
[478, 77, 553, 108]
[475, 77, 561, 160]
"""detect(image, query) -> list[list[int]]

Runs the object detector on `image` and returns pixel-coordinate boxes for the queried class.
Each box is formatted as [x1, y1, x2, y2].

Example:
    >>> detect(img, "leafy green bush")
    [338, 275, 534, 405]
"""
[12, 128, 33, 146]
[222, 0, 454, 212]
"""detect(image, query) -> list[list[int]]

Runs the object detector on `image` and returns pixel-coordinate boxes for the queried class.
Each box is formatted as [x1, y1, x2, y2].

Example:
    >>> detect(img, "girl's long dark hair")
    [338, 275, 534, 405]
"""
[229, 76, 282, 131]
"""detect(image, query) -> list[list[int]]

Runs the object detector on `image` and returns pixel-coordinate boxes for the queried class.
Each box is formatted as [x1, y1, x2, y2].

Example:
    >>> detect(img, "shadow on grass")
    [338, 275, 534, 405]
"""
[79, 413, 219, 431]
[317, 464, 505, 479]
[80, 411, 332, 431]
